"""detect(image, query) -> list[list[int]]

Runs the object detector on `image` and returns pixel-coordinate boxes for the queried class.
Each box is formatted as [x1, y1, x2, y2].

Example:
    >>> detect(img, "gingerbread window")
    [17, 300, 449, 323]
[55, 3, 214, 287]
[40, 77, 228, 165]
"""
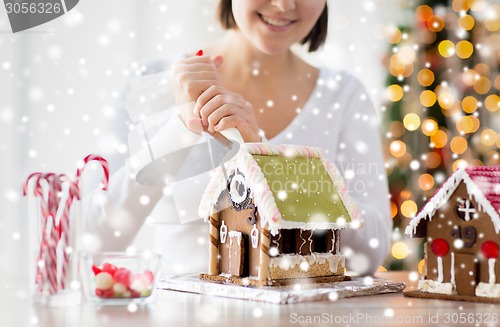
[455, 198, 476, 221]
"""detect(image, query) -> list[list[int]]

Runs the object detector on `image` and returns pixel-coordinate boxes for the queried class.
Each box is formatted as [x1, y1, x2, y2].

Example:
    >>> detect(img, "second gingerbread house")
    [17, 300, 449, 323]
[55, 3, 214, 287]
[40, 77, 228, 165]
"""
[405, 165, 500, 301]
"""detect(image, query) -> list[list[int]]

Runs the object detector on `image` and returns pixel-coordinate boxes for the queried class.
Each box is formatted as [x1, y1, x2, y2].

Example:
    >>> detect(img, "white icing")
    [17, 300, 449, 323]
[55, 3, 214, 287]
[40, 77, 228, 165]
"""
[307, 231, 313, 254]
[269, 253, 344, 273]
[450, 252, 455, 287]
[335, 230, 340, 254]
[274, 220, 351, 232]
[229, 174, 247, 204]
[476, 282, 500, 298]
[250, 225, 259, 249]
[298, 230, 307, 254]
[331, 231, 336, 253]
[220, 221, 227, 244]
[458, 199, 475, 221]
[418, 279, 455, 294]
[228, 231, 242, 246]
[489, 258, 496, 285]
[405, 168, 500, 236]
[437, 257, 444, 283]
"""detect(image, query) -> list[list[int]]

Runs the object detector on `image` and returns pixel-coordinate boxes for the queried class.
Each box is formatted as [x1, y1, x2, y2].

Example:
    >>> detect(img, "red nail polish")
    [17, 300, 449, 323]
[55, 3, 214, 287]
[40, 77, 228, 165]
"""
[196, 50, 203, 56]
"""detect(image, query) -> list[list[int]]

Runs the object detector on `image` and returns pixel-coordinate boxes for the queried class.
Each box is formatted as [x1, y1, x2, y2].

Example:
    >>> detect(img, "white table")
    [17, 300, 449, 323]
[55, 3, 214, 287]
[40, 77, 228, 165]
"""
[1, 272, 499, 327]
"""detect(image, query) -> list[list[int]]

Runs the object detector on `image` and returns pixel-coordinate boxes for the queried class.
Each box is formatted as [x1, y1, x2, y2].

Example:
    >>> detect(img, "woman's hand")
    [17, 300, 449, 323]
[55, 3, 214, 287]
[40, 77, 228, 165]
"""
[172, 54, 223, 132]
[194, 85, 261, 143]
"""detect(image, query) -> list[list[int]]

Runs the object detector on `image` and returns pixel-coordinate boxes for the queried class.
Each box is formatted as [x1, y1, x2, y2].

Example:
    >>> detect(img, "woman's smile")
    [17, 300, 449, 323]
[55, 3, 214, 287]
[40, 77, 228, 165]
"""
[258, 13, 297, 32]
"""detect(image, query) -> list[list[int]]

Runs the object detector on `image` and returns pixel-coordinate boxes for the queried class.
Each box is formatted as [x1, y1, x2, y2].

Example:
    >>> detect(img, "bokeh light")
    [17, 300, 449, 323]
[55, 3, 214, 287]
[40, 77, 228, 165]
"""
[438, 40, 455, 57]
[452, 0, 470, 12]
[430, 130, 448, 148]
[427, 15, 445, 32]
[485, 94, 500, 112]
[450, 136, 468, 154]
[484, 4, 500, 32]
[455, 40, 474, 59]
[390, 140, 407, 157]
[438, 91, 455, 109]
[401, 200, 418, 218]
[417, 259, 425, 274]
[425, 151, 442, 169]
[461, 96, 478, 113]
[422, 119, 438, 136]
[452, 159, 468, 171]
[420, 90, 437, 107]
[403, 113, 421, 131]
[418, 173, 435, 191]
[481, 129, 498, 147]
[473, 76, 491, 94]
[386, 26, 402, 44]
[415, 5, 433, 22]
[458, 15, 475, 30]
[417, 69, 434, 87]
[387, 84, 404, 102]
[390, 202, 398, 219]
[392, 242, 409, 260]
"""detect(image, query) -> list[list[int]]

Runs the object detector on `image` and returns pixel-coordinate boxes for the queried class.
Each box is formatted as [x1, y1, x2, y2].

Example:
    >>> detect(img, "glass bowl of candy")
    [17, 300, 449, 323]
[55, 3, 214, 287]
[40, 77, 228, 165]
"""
[81, 251, 161, 305]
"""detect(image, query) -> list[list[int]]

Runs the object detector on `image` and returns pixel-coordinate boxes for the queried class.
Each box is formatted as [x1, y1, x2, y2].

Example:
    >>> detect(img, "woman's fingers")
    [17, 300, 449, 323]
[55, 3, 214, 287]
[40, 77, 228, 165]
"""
[200, 94, 247, 128]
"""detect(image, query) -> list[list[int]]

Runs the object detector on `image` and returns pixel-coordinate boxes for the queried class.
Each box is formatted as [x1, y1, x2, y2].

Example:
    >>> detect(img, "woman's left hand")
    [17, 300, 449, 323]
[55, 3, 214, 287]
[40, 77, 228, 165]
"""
[194, 85, 261, 143]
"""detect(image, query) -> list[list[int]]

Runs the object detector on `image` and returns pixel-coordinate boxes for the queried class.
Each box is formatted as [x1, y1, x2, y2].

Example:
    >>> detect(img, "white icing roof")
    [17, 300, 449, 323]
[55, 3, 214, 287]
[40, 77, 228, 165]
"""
[405, 167, 500, 236]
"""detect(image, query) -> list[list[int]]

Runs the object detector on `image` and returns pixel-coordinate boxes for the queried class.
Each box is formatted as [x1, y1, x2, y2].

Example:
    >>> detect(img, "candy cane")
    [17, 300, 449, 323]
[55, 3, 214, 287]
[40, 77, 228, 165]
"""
[57, 176, 80, 290]
[76, 154, 109, 190]
[23, 173, 59, 294]
[24, 154, 110, 295]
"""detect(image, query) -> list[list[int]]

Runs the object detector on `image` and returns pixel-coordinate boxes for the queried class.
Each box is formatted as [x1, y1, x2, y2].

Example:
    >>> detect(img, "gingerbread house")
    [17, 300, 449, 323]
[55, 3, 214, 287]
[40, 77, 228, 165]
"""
[198, 143, 363, 286]
[405, 166, 500, 301]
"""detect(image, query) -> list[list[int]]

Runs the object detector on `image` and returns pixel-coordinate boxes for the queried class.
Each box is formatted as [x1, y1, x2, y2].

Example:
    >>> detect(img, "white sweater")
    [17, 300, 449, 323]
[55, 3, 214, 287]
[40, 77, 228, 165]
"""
[83, 64, 392, 276]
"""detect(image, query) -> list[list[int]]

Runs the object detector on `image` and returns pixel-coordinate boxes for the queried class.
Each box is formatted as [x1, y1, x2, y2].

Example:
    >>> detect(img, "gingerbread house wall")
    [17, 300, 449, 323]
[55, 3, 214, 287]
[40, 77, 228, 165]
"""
[425, 181, 500, 292]
[215, 190, 262, 277]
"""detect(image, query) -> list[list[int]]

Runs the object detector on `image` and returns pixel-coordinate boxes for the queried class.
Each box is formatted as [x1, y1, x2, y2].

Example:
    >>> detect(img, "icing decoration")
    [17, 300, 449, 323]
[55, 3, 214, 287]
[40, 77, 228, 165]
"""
[406, 166, 500, 237]
[251, 225, 259, 249]
[456, 199, 475, 221]
[450, 252, 455, 287]
[476, 282, 500, 297]
[220, 221, 227, 244]
[307, 231, 313, 254]
[331, 230, 336, 253]
[269, 253, 344, 273]
[489, 258, 496, 285]
[481, 240, 499, 259]
[431, 238, 449, 257]
[229, 173, 247, 205]
[228, 231, 242, 246]
[298, 230, 306, 255]
[437, 257, 444, 283]
[418, 279, 454, 295]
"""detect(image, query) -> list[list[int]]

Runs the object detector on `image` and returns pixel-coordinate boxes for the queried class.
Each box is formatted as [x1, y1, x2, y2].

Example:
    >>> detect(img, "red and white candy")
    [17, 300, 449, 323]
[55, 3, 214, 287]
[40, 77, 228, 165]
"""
[92, 263, 155, 299]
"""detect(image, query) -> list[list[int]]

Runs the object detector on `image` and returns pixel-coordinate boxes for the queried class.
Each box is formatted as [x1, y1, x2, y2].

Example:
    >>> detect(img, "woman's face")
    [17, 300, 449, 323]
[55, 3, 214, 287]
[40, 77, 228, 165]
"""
[231, 0, 326, 55]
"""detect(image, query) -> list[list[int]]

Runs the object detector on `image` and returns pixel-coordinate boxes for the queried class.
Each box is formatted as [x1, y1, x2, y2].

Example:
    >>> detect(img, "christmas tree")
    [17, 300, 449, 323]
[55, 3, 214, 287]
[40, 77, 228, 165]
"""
[382, 0, 500, 271]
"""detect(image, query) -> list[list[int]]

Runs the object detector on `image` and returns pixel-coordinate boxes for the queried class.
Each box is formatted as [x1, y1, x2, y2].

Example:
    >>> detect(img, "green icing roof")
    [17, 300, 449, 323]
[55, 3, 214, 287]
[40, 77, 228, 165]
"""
[252, 155, 351, 224]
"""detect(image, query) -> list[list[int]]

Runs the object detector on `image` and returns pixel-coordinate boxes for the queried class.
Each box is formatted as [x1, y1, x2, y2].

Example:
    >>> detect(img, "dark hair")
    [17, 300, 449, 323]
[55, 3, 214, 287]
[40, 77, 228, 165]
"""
[217, 0, 328, 52]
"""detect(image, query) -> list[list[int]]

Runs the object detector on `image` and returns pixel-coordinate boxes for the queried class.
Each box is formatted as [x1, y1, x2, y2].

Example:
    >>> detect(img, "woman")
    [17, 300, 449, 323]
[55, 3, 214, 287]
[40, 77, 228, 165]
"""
[87, 0, 391, 275]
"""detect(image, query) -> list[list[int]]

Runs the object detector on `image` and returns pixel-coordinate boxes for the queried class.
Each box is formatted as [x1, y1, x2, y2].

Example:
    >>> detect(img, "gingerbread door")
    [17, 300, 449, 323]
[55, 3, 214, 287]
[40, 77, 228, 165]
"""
[454, 253, 477, 296]
[229, 232, 245, 276]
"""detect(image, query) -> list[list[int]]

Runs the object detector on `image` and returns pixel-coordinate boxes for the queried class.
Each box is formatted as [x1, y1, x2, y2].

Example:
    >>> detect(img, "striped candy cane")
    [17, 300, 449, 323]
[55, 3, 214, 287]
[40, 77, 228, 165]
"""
[24, 173, 59, 294]
[57, 176, 80, 290]
[76, 154, 109, 190]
